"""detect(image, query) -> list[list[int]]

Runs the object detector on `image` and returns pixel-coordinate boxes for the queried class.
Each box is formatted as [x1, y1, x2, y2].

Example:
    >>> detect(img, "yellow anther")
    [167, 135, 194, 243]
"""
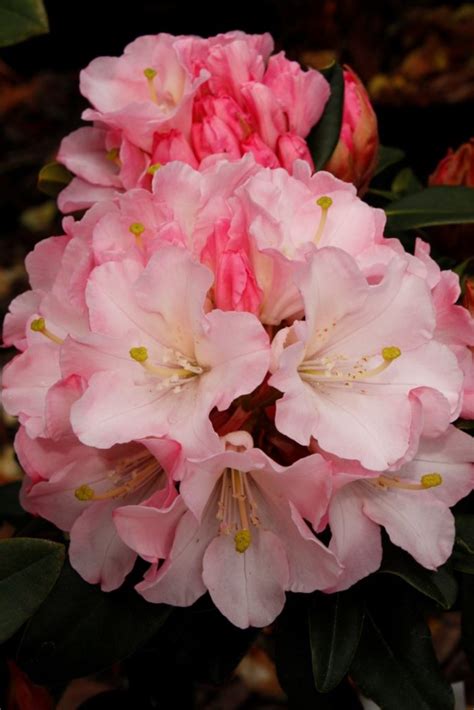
[143, 67, 157, 80]
[234, 529, 251, 553]
[75, 484, 95, 501]
[106, 147, 120, 161]
[421, 473, 443, 489]
[316, 195, 333, 210]
[30, 317, 45, 332]
[382, 346, 401, 361]
[130, 346, 149, 363]
[147, 162, 162, 175]
[129, 222, 145, 237]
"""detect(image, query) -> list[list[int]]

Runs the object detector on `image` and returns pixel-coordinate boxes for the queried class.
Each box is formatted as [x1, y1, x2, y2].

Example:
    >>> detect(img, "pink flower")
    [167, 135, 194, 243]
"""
[269, 248, 463, 469]
[327, 426, 474, 590]
[56, 32, 330, 212]
[324, 66, 379, 194]
[16, 421, 181, 592]
[80, 34, 208, 152]
[62, 246, 270, 455]
[114, 437, 341, 628]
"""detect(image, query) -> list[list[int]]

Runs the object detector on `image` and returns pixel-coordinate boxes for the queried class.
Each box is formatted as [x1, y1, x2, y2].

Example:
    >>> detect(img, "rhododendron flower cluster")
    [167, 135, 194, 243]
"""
[56, 31, 330, 213]
[2, 31, 474, 630]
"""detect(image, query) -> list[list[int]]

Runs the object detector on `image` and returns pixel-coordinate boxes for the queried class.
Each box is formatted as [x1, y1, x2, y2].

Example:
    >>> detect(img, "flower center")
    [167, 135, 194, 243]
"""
[129, 345, 204, 392]
[216, 468, 261, 553]
[299, 346, 401, 388]
[75, 451, 163, 501]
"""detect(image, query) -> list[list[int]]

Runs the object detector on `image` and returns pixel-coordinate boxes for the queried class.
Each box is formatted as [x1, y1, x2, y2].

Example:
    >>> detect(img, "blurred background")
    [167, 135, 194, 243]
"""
[0, 0, 473, 706]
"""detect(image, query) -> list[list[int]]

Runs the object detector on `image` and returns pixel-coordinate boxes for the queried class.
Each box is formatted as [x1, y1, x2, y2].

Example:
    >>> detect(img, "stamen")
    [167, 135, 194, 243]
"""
[216, 468, 260, 553]
[75, 484, 94, 501]
[75, 456, 161, 501]
[129, 346, 203, 380]
[314, 195, 333, 244]
[30, 317, 64, 345]
[129, 222, 145, 248]
[147, 162, 162, 175]
[300, 346, 402, 383]
[143, 67, 159, 104]
[372, 473, 443, 491]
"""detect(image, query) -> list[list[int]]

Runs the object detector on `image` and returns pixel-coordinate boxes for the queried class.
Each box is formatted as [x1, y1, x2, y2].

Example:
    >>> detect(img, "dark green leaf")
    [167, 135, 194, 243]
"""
[309, 589, 364, 692]
[276, 595, 363, 709]
[307, 62, 344, 171]
[391, 167, 423, 198]
[0, 0, 49, 47]
[0, 538, 64, 643]
[452, 515, 474, 573]
[37, 162, 72, 198]
[351, 596, 454, 710]
[0, 481, 25, 522]
[379, 544, 458, 609]
[374, 145, 405, 177]
[18, 562, 171, 683]
[385, 186, 474, 234]
[461, 574, 474, 670]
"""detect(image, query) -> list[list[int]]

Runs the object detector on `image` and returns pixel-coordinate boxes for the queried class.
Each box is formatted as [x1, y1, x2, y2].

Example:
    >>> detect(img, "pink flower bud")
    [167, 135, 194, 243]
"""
[429, 139, 474, 187]
[277, 132, 314, 172]
[463, 278, 474, 318]
[325, 66, 379, 194]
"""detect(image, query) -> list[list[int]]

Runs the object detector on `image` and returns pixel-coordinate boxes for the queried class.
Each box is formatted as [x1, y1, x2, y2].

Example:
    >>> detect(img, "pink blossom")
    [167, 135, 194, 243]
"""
[114, 439, 341, 628]
[327, 426, 474, 591]
[56, 32, 330, 212]
[269, 248, 463, 469]
[62, 246, 270, 456]
[16, 420, 181, 592]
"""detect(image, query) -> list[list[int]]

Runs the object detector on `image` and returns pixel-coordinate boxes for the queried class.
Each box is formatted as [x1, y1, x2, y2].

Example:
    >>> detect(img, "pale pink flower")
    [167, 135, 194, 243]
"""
[16, 417, 181, 592]
[326, 426, 474, 590]
[61, 246, 270, 456]
[269, 248, 463, 470]
[114, 438, 341, 628]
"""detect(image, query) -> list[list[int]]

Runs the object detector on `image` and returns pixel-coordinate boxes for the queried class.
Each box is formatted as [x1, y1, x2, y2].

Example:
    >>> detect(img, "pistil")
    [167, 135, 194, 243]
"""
[313, 195, 333, 244]
[143, 67, 159, 104]
[371, 473, 443, 491]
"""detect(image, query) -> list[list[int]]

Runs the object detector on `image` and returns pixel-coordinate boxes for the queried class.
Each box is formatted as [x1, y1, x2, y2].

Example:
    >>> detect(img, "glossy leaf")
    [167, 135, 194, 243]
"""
[374, 145, 405, 177]
[379, 544, 458, 609]
[452, 515, 474, 573]
[461, 574, 474, 671]
[307, 62, 344, 171]
[309, 589, 364, 692]
[0, 538, 64, 643]
[0, 0, 49, 47]
[351, 595, 454, 710]
[385, 186, 474, 234]
[37, 162, 72, 198]
[276, 595, 363, 709]
[18, 562, 171, 683]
